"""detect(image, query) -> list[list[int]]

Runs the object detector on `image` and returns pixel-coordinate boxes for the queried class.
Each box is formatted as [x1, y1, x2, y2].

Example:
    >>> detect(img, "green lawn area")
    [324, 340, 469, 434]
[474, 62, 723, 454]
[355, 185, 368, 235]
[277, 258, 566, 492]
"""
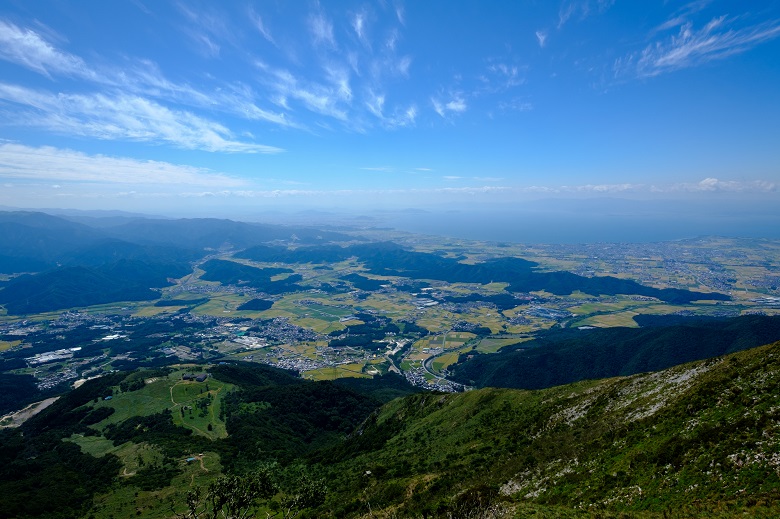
[93, 376, 181, 425]
[133, 305, 183, 317]
[85, 370, 234, 441]
[304, 363, 372, 380]
[360, 294, 417, 317]
[431, 348, 471, 373]
[190, 295, 246, 316]
[575, 311, 641, 328]
[170, 378, 233, 440]
[65, 433, 120, 458]
[259, 295, 356, 331]
[474, 337, 527, 354]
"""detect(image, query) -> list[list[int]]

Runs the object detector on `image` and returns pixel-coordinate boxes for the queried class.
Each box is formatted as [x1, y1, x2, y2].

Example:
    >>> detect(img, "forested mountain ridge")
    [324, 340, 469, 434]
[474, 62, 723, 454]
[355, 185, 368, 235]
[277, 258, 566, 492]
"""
[451, 314, 780, 389]
[0, 260, 191, 314]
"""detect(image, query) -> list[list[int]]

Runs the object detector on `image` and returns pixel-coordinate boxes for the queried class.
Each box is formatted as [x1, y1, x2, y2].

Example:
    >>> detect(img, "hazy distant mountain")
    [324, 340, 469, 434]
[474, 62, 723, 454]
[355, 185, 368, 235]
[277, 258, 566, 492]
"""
[101, 217, 357, 249]
[0, 211, 106, 266]
[60, 238, 201, 266]
[0, 211, 359, 275]
[0, 205, 161, 219]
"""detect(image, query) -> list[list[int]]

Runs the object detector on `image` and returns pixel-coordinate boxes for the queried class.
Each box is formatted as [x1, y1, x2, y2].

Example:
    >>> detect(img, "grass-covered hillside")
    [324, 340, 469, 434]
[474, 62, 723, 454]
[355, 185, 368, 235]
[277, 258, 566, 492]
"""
[319, 340, 780, 518]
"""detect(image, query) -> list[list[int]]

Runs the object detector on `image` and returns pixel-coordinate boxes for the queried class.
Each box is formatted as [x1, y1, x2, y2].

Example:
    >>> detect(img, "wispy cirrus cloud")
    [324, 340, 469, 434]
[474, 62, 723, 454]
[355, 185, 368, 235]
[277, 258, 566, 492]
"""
[364, 89, 417, 128]
[0, 143, 245, 186]
[650, 1, 714, 35]
[535, 30, 548, 48]
[0, 19, 297, 144]
[309, 11, 336, 49]
[0, 83, 282, 153]
[497, 98, 533, 112]
[431, 93, 467, 118]
[387, 104, 418, 128]
[252, 2, 415, 131]
[256, 62, 349, 121]
[0, 20, 97, 80]
[479, 60, 526, 94]
[175, 3, 237, 58]
[616, 15, 780, 78]
[446, 54, 527, 117]
[249, 8, 275, 44]
[558, 0, 615, 28]
[351, 8, 370, 47]
[0, 5, 420, 149]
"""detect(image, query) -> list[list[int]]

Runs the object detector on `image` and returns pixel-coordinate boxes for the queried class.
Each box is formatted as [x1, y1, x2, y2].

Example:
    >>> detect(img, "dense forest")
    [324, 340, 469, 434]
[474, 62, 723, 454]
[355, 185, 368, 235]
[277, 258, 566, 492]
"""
[452, 314, 780, 389]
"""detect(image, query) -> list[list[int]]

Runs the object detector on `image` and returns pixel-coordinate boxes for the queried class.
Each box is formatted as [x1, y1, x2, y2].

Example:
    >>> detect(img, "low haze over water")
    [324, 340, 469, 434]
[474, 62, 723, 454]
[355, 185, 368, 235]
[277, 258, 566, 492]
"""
[383, 209, 780, 244]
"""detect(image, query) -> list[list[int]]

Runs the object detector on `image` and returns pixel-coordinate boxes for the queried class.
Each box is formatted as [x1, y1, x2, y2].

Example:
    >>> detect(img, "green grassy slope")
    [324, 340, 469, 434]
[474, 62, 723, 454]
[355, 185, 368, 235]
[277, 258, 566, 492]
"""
[320, 340, 780, 518]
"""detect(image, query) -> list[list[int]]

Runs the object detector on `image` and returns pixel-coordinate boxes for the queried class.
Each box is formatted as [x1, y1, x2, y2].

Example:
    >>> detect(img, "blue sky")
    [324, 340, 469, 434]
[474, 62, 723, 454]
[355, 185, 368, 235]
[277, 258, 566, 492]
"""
[0, 0, 779, 216]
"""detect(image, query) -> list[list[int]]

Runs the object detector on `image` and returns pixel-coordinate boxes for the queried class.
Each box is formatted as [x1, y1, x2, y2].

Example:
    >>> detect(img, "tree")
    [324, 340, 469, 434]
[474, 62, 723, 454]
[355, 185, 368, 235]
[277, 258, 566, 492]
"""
[174, 467, 276, 519]
[275, 468, 327, 519]
[173, 463, 326, 519]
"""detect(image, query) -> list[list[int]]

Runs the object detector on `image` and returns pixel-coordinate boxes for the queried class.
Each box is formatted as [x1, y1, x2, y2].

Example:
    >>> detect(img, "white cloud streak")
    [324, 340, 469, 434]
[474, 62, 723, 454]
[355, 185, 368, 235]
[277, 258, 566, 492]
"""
[0, 143, 245, 186]
[432, 93, 467, 118]
[616, 16, 780, 78]
[535, 30, 547, 48]
[0, 5, 448, 149]
[257, 63, 349, 121]
[0, 20, 294, 129]
[351, 9, 369, 46]
[0, 83, 282, 153]
[250, 9, 275, 44]
[309, 12, 336, 48]
[0, 20, 97, 80]
[0, 19, 294, 148]
[480, 61, 525, 94]
[558, 0, 615, 28]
